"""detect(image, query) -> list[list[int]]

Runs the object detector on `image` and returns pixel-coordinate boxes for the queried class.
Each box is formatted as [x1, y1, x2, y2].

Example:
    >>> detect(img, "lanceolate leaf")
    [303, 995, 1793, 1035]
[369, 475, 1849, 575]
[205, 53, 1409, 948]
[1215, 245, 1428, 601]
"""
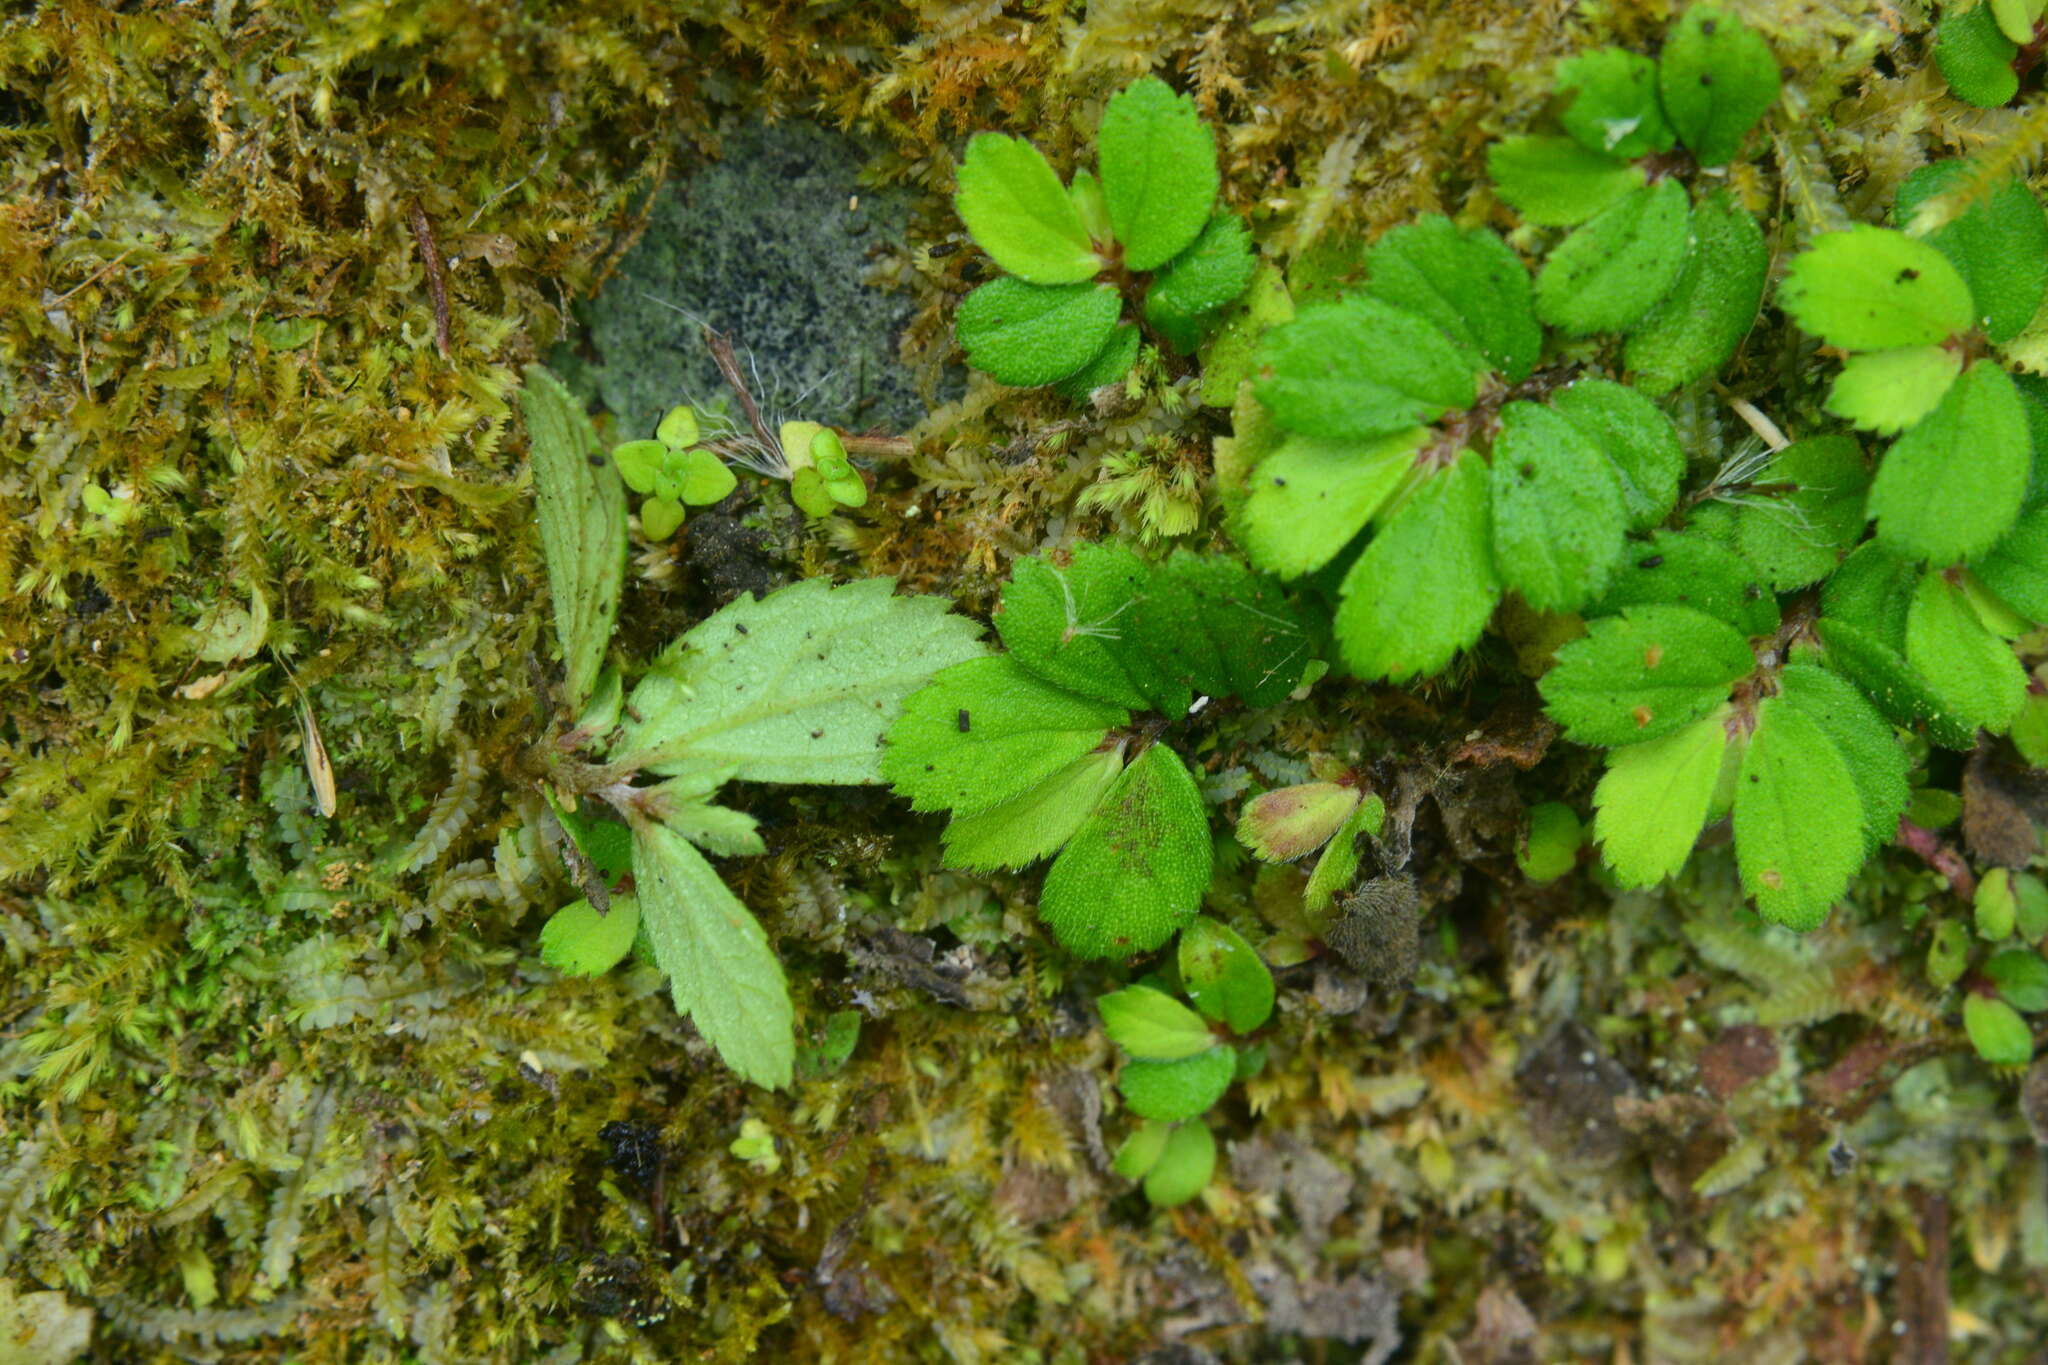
[954, 132, 1102, 285]
[1253, 297, 1478, 440]
[882, 655, 1127, 817]
[1657, 6, 1782, 167]
[1040, 744, 1212, 958]
[1593, 709, 1730, 887]
[1489, 400, 1628, 612]
[1335, 451, 1500, 682]
[1774, 663, 1908, 857]
[1097, 76, 1220, 271]
[616, 577, 987, 783]
[1778, 227, 1976, 351]
[956, 277, 1123, 386]
[1897, 162, 2048, 344]
[1734, 697, 1868, 930]
[1487, 135, 1645, 227]
[1362, 215, 1540, 380]
[1905, 571, 2027, 734]
[522, 364, 626, 716]
[1625, 189, 1768, 395]
[1098, 984, 1216, 1061]
[633, 820, 793, 1089]
[1868, 361, 2030, 564]
[1240, 428, 1424, 578]
[1550, 378, 1686, 530]
[940, 746, 1125, 872]
[1534, 181, 1691, 335]
[1539, 605, 1754, 746]
[1556, 47, 1674, 159]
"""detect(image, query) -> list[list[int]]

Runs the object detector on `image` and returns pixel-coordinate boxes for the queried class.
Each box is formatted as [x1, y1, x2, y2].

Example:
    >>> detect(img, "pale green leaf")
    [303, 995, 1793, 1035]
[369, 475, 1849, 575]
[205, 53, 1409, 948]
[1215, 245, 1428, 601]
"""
[1825, 347, 1962, 435]
[940, 746, 1125, 872]
[1097, 76, 1221, 271]
[1534, 181, 1691, 335]
[954, 132, 1102, 284]
[1143, 1119, 1217, 1206]
[1869, 361, 2030, 564]
[651, 794, 765, 858]
[1733, 697, 1868, 930]
[522, 364, 626, 714]
[1593, 709, 1729, 887]
[1964, 993, 2033, 1064]
[956, 277, 1123, 386]
[1239, 427, 1424, 578]
[539, 895, 641, 976]
[1112, 1118, 1173, 1179]
[1119, 1048, 1234, 1121]
[1487, 135, 1644, 227]
[1335, 451, 1499, 681]
[1179, 917, 1275, 1033]
[1304, 792, 1387, 919]
[1236, 782, 1363, 862]
[1778, 227, 1976, 351]
[1098, 984, 1216, 1061]
[1039, 744, 1212, 958]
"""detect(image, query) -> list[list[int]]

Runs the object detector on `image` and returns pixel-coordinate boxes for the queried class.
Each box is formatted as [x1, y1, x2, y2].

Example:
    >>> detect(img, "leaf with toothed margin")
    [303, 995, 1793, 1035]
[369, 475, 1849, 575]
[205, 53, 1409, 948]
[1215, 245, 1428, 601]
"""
[1361, 215, 1540, 380]
[1335, 450, 1500, 683]
[1657, 6, 1782, 167]
[1868, 360, 2030, 565]
[1488, 400, 1629, 613]
[1534, 181, 1691, 336]
[1779, 227, 1975, 352]
[1733, 696, 1867, 931]
[1039, 743, 1212, 958]
[956, 277, 1123, 386]
[1539, 605, 1754, 747]
[1239, 428, 1425, 579]
[953, 132, 1102, 285]
[1488, 135, 1644, 227]
[1253, 296, 1478, 441]
[1625, 189, 1768, 396]
[1097, 76, 1220, 271]
[1593, 708, 1730, 888]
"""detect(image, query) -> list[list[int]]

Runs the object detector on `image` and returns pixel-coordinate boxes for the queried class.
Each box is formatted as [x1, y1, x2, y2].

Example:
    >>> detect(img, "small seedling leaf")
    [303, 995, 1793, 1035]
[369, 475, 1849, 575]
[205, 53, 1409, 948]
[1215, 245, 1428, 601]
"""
[1119, 1047, 1235, 1121]
[1179, 917, 1275, 1033]
[1988, 948, 2048, 1011]
[1518, 802, 1584, 883]
[1142, 1119, 1218, 1207]
[1593, 710, 1729, 887]
[1236, 782, 1362, 862]
[1825, 346, 1962, 435]
[1964, 993, 2034, 1064]
[539, 895, 642, 976]
[1098, 984, 1218, 1061]
[1557, 47, 1674, 159]
[956, 277, 1123, 386]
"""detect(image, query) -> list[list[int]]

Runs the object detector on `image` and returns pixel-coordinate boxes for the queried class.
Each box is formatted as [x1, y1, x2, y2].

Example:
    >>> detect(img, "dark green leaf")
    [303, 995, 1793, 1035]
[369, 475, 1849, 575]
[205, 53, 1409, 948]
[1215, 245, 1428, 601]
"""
[1239, 427, 1424, 579]
[1040, 744, 1213, 958]
[956, 277, 1124, 386]
[1130, 551, 1317, 709]
[1539, 605, 1754, 746]
[1054, 322, 1142, 403]
[1595, 529, 1780, 637]
[1179, 917, 1276, 1033]
[954, 133, 1101, 285]
[1779, 227, 1976, 351]
[1253, 297, 1478, 440]
[1987, 948, 2048, 1012]
[1147, 214, 1256, 319]
[1557, 47, 1674, 159]
[1973, 507, 2048, 622]
[997, 542, 1155, 709]
[1731, 435, 1872, 591]
[1097, 76, 1220, 271]
[1869, 361, 2030, 564]
[1657, 6, 1782, 166]
[1362, 215, 1540, 380]
[1489, 400, 1629, 612]
[1934, 2, 2020, 108]
[1487, 135, 1644, 227]
[1335, 451, 1500, 681]
[1551, 377, 1687, 530]
[1776, 662, 1909, 857]
[1624, 189, 1768, 395]
[1534, 181, 1691, 335]
[1897, 161, 2048, 344]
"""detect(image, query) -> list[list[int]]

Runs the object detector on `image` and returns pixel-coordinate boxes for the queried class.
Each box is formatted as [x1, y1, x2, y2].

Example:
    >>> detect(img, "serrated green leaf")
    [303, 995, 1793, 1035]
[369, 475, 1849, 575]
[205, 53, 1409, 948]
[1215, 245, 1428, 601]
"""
[1731, 435, 1871, 592]
[1534, 181, 1691, 335]
[1112, 1118, 1173, 1179]
[956, 277, 1123, 386]
[523, 364, 626, 715]
[1905, 571, 2027, 733]
[652, 794, 766, 858]
[1551, 378, 1687, 531]
[997, 543, 1155, 709]
[1935, 2, 2021, 108]
[1657, 6, 1781, 166]
[1119, 1047, 1235, 1121]
[954, 132, 1102, 285]
[1898, 162, 2048, 344]
[1236, 782, 1362, 862]
[1625, 189, 1768, 395]
[882, 655, 1126, 817]
[1869, 361, 2030, 564]
[1988, 948, 2048, 1011]
[1239, 427, 1424, 579]
[1197, 262, 1294, 407]
[1972, 507, 2048, 622]
[1179, 917, 1275, 1033]
[617, 577, 988, 784]
[1557, 47, 1674, 159]
[1335, 450, 1499, 682]
[633, 820, 793, 1088]
[940, 746, 1125, 872]
[1779, 227, 1976, 351]
[1129, 551, 1317, 709]
[1596, 530, 1779, 637]
[1040, 744, 1212, 958]
[1055, 322, 1142, 403]
[1253, 296, 1478, 440]
[1487, 135, 1644, 228]
[539, 895, 641, 976]
[1097, 76, 1220, 271]
[1594, 710, 1729, 887]
[1541, 605, 1754, 746]
[1143, 1119, 1218, 1206]
[1362, 215, 1540, 381]
[1776, 662, 1909, 856]
[1733, 696, 1868, 930]
[1964, 993, 2034, 1064]
[1489, 400, 1629, 612]
[1825, 347, 1963, 435]
[1099, 984, 1217, 1061]
[1147, 213, 1256, 321]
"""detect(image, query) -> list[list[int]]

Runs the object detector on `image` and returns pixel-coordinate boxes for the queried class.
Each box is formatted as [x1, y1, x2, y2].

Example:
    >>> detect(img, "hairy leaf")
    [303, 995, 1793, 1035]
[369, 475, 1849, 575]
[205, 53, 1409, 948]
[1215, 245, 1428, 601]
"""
[1779, 227, 1975, 351]
[523, 364, 626, 715]
[1362, 215, 1540, 380]
[998, 542, 1155, 709]
[1732, 435, 1871, 591]
[1236, 782, 1362, 862]
[1039, 744, 1212, 958]
[1147, 214, 1257, 319]
[1595, 530, 1779, 637]
[1905, 571, 2027, 734]
[1934, 2, 2020, 109]
[1657, 6, 1781, 167]
[956, 277, 1123, 386]
[1557, 47, 1674, 159]
[1143, 1119, 1218, 1206]
[1869, 361, 2030, 564]
[1625, 189, 1768, 395]
[1054, 321, 1141, 402]
[1593, 709, 1730, 887]
[1487, 135, 1645, 227]
[1119, 1047, 1235, 1121]
[1335, 451, 1500, 681]
[954, 132, 1101, 284]
[1534, 181, 1691, 335]
[1551, 377, 1686, 530]
[1898, 161, 2048, 344]
[1179, 917, 1275, 1033]
[1973, 507, 2048, 622]
[1539, 605, 1754, 746]
[1097, 76, 1219, 270]
[1489, 400, 1628, 612]
[1239, 427, 1424, 578]
[1776, 663, 1908, 856]
[1098, 984, 1216, 1061]
[1254, 296, 1478, 440]
[1825, 347, 1962, 435]
[1733, 697, 1867, 930]
[940, 746, 1126, 872]
[1129, 551, 1317, 709]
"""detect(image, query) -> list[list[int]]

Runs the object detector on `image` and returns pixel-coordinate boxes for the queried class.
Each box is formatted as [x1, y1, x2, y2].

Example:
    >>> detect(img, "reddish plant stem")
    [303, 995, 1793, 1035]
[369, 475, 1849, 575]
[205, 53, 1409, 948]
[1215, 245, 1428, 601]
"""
[1895, 817, 1976, 899]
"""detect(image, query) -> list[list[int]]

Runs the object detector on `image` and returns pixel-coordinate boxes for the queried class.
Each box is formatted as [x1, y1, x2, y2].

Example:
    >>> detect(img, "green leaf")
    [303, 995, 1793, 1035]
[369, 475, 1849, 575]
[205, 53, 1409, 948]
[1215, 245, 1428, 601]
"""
[1550, 378, 1687, 531]
[1733, 696, 1868, 931]
[1119, 1047, 1234, 1121]
[1335, 450, 1500, 682]
[1097, 76, 1220, 271]
[1040, 744, 1212, 958]
[1055, 321, 1142, 403]
[612, 438, 666, 495]
[633, 820, 793, 1089]
[1656, 6, 1781, 166]
[640, 496, 685, 540]
[1817, 545, 1979, 747]
[539, 895, 641, 976]
[656, 405, 700, 449]
[956, 277, 1123, 386]
[1197, 262, 1295, 406]
[1304, 792, 1387, 919]
[1898, 162, 2048, 344]
[676, 448, 738, 505]
[1111, 1118, 1173, 1179]
[1069, 168, 1113, 246]
[1540, 605, 1754, 746]
[1963, 993, 2034, 1064]
[618, 577, 988, 783]
[954, 132, 1102, 285]
[1988, 948, 2048, 1011]
[1934, 2, 2020, 108]
[1487, 135, 1644, 228]
[1518, 802, 1584, 883]
[1779, 227, 1976, 351]
[1980, 867, 2019, 939]
[1236, 782, 1363, 862]
[1776, 662, 1909, 857]
[552, 796, 636, 882]
[652, 794, 765, 858]
[1143, 1119, 1218, 1207]
[941, 747, 1126, 872]
[1362, 215, 1540, 381]
[1732, 435, 1872, 591]
[1993, 0, 2048, 43]
[1930, 918, 1972, 988]
[1593, 711, 1730, 887]
[1129, 550, 1318, 709]
[1869, 361, 2031, 564]
[1972, 507, 2048, 622]
[1905, 571, 2027, 733]
[1595, 530, 1779, 637]
[1624, 189, 1768, 396]
[1534, 181, 1692, 336]
[882, 655, 1126, 817]
[1488, 400, 1628, 612]
[1825, 347, 1963, 435]
[1253, 297, 1478, 440]
[997, 542, 1155, 709]
[789, 467, 835, 518]
[1179, 917, 1275, 1033]
[1147, 214, 1256, 320]
[522, 364, 626, 716]
[1098, 984, 1217, 1061]
[1239, 427, 1424, 579]
[1557, 47, 1674, 159]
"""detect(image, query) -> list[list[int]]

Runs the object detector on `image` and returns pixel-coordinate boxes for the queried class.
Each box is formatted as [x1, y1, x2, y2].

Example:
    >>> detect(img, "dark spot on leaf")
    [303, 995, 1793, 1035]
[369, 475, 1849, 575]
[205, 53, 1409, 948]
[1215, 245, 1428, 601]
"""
[1700, 17, 1716, 32]
[811, 729, 824, 739]
[734, 623, 748, 634]
[1520, 462, 1536, 478]
[1637, 554, 1664, 569]
[958, 709, 971, 732]
[1272, 476, 1287, 487]
[587, 454, 607, 468]
[1898, 267, 1919, 283]
[1698, 73, 1713, 86]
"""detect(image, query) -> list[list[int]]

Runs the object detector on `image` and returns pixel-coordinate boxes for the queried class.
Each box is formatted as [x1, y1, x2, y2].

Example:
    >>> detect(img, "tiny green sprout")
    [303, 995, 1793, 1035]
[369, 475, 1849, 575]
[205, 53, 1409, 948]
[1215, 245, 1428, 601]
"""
[1964, 992, 2033, 1065]
[1517, 803, 1583, 883]
[780, 420, 869, 517]
[611, 404, 738, 538]
[728, 1117, 782, 1173]
[1978, 868, 2019, 940]
[80, 482, 142, 533]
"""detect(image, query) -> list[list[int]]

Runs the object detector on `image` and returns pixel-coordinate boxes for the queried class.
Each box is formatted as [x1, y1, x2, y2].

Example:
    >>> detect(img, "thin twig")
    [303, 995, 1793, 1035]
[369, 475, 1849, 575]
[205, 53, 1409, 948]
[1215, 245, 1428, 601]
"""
[704, 325, 779, 457]
[407, 199, 451, 357]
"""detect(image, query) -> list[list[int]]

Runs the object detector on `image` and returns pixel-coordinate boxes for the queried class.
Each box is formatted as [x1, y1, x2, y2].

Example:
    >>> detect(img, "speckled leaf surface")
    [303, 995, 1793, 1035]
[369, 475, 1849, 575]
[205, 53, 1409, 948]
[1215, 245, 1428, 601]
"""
[1336, 451, 1499, 682]
[1535, 181, 1690, 335]
[1540, 605, 1754, 746]
[1362, 215, 1540, 380]
[1624, 190, 1767, 395]
[1868, 361, 2030, 564]
[522, 364, 625, 716]
[1490, 400, 1628, 612]
[1253, 296, 1478, 440]
[1097, 76, 1219, 271]
[1733, 697, 1866, 930]
[1240, 428, 1423, 579]
[1657, 6, 1780, 167]
[1039, 743, 1212, 958]
[955, 277, 1123, 386]
[1779, 227, 1975, 352]
[1593, 709, 1729, 888]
